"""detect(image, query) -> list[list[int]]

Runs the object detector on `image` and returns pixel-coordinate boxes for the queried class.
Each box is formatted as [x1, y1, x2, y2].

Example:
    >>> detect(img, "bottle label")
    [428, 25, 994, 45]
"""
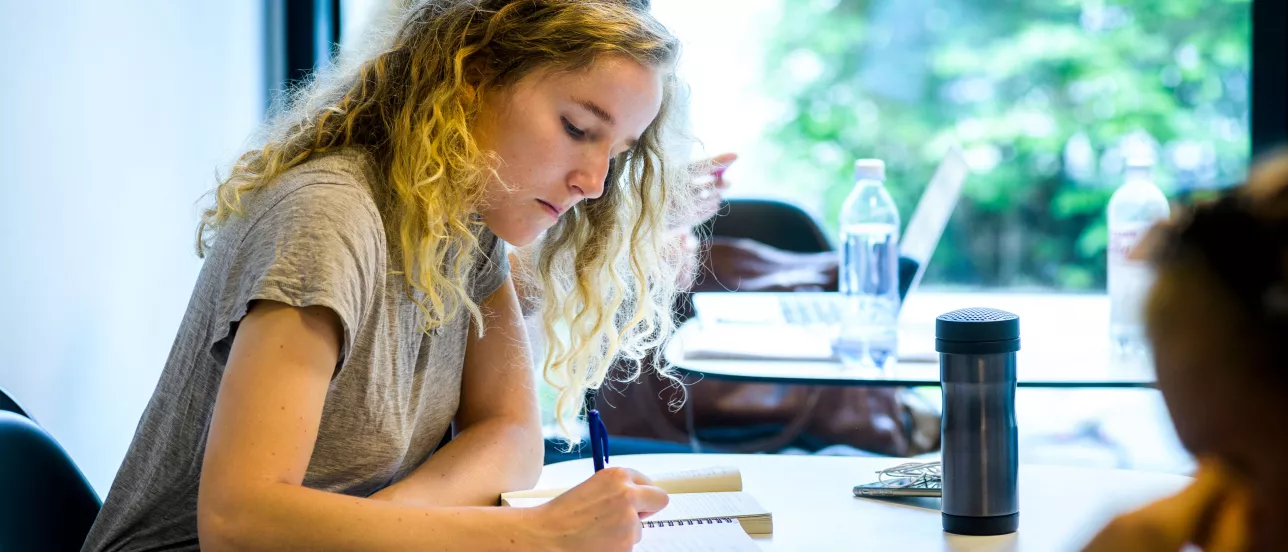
[1108, 223, 1152, 265]
[1108, 221, 1161, 333]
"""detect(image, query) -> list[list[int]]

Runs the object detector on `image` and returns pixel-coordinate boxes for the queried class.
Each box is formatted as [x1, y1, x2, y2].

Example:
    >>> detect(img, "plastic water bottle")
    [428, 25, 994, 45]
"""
[834, 159, 901, 369]
[1107, 155, 1170, 359]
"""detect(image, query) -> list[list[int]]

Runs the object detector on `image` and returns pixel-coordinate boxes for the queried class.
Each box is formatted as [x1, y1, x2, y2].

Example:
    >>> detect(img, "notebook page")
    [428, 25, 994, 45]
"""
[502, 497, 557, 509]
[635, 521, 759, 552]
[505, 492, 767, 523]
[501, 465, 741, 502]
[650, 466, 742, 494]
[646, 492, 767, 523]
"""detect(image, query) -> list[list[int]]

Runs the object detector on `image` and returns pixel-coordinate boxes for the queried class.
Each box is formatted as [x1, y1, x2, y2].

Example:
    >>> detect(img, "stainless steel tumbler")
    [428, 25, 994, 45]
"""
[937, 307, 1020, 536]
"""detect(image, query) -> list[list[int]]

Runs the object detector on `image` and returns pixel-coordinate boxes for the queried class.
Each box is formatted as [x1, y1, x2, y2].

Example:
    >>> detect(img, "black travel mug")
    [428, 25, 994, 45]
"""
[937, 307, 1020, 536]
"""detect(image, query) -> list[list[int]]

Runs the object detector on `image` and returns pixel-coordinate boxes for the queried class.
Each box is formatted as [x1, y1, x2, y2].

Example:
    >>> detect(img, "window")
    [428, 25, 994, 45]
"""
[653, 0, 1251, 290]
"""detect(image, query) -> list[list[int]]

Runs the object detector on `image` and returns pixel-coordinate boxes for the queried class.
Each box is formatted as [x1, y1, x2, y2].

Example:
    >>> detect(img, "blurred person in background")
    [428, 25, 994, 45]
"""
[1083, 152, 1288, 551]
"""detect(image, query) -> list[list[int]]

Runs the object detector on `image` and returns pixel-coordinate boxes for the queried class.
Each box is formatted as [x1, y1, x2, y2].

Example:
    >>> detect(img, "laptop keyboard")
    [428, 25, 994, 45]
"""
[780, 294, 844, 325]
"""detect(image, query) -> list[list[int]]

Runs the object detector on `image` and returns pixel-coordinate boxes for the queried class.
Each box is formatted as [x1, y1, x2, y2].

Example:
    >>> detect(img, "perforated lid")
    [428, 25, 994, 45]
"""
[935, 307, 1020, 351]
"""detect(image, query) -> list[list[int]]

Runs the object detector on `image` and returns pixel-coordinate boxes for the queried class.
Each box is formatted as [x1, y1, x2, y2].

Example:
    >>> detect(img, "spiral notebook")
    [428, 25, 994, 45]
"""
[635, 518, 759, 551]
[502, 466, 770, 549]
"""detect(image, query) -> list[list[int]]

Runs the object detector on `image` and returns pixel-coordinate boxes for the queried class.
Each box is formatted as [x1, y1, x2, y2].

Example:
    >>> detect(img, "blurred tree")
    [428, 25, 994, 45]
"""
[761, 0, 1250, 289]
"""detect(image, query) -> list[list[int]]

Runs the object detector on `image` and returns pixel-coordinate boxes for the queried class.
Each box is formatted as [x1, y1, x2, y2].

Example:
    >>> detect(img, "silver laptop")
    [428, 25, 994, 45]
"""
[692, 145, 969, 329]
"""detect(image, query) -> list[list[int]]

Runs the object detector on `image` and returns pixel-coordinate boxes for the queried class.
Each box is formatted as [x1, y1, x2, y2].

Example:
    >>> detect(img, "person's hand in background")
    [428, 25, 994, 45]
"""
[1081, 458, 1250, 552]
[673, 152, 737, 291]
[687, 152, 737, 230]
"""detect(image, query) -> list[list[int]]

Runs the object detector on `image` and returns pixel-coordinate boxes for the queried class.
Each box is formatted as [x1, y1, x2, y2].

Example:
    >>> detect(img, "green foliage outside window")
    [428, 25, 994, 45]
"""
[761, 0, 1250, 289]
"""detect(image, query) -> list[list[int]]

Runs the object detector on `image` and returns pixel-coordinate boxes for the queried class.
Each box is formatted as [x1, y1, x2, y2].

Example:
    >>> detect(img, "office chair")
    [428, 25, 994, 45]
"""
[0, 385, 32, 420]
[707, 198, 833, 253]
[0, 409, 102, 551]
[706, 198, 919, 299]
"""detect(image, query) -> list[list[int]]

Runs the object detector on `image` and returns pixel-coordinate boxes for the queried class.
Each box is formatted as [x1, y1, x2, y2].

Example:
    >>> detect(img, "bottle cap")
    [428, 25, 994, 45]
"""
[854, 159, 886, 181]
[1124, 152, 1155, 181]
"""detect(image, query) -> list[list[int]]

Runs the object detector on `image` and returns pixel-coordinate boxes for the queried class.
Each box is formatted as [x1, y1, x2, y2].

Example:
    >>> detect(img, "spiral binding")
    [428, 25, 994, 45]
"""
[643, 517, 737, 529]
[876, 461, 941, 488]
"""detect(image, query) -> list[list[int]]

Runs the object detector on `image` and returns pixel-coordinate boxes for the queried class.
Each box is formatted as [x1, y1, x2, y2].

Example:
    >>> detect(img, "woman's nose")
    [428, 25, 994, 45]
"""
[570, 154, 610, 199]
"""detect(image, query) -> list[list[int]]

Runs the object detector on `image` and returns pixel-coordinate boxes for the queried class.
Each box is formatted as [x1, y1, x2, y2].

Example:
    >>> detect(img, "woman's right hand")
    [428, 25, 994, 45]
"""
[528, 467, 669, 552]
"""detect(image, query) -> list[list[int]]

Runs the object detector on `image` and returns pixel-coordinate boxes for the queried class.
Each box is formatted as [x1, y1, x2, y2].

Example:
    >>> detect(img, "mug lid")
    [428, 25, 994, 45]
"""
[935, 307, 1020, 344]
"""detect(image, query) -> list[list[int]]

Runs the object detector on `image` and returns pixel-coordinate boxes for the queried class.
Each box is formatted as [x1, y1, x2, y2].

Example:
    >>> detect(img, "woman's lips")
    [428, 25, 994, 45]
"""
[538, 199, 560, 219]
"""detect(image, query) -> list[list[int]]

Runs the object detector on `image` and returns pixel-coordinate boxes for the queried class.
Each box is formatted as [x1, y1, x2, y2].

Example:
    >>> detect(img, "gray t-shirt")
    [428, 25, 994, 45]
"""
[82, 149, 509, 551]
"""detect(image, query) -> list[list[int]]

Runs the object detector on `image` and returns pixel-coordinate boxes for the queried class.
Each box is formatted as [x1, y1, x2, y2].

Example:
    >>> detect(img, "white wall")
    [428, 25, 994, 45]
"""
[0, 1, 264, 497]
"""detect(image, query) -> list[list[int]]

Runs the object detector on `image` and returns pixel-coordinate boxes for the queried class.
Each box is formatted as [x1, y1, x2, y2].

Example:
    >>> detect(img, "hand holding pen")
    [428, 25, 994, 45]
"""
[524, 396, 661, 551]
[529, 467, 669, 552]
[515, 393, 668, 551]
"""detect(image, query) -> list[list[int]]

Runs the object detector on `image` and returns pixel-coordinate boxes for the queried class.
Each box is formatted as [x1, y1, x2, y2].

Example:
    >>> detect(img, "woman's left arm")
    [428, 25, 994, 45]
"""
[369, 276, 544, 508]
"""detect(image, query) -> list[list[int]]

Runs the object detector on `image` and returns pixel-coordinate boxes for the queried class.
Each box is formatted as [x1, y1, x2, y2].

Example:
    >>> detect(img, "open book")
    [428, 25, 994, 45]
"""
[501, 466, 772, 541]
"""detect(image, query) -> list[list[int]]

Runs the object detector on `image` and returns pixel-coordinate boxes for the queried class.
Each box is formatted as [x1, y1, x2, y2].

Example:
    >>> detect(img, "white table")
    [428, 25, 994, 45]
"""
[536, 454, 1190, 552]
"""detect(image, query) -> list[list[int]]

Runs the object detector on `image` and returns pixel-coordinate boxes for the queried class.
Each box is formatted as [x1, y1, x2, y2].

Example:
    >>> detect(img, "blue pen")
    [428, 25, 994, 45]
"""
[587, 408, 610, 472]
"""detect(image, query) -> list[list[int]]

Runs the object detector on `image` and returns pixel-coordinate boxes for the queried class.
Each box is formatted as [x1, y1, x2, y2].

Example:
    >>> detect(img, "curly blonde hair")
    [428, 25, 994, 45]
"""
[198, 0, 696, 432]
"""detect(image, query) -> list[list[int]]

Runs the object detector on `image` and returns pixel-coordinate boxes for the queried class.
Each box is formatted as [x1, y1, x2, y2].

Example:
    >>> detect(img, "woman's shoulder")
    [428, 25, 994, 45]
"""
[271, 148, 381, 214]
[209, 148, 387, 262]
[280, 147, 378, 186]
[233, 149, 383, 231]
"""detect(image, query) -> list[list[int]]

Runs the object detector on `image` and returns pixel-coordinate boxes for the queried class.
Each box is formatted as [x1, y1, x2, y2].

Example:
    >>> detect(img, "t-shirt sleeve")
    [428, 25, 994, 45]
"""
[209, 183, 383, 369]
[470, 231, 511, 303]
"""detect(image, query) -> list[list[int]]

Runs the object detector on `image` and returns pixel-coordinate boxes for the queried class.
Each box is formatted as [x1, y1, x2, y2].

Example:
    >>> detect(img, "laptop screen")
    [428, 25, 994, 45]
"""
[899, 145, 969, 293]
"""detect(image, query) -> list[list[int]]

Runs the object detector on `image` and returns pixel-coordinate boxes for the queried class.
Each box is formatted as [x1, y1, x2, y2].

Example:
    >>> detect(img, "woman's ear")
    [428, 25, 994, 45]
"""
[460, 52, 492, 102]
[460, 74, 479, 103]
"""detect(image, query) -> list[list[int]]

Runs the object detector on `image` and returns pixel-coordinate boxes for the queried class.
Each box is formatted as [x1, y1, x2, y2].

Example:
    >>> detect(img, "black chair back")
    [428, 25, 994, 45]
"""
[704, 198, 920, 300]
[0, 410, 101, 551]
[0, 385, 32, 420]
[707, 198, 832, 253]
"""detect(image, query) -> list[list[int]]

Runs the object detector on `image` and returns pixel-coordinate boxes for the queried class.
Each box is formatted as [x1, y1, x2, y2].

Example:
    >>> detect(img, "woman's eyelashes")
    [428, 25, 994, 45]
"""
[562, 116, 632, 160]
[561, 117, 587, 140]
